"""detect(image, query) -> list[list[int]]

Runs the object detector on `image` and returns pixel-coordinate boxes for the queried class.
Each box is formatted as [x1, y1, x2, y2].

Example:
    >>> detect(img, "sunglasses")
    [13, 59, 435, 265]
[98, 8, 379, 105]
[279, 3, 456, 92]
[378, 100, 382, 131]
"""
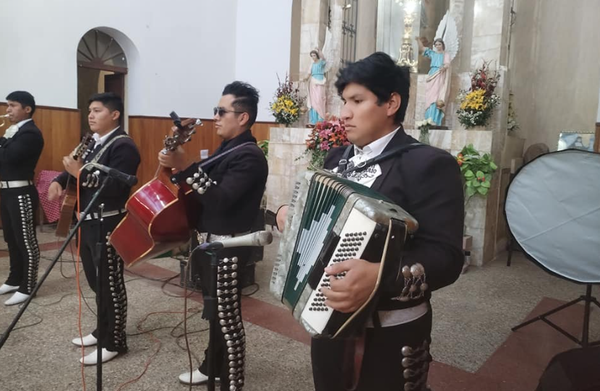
[213, 107, 244, 117]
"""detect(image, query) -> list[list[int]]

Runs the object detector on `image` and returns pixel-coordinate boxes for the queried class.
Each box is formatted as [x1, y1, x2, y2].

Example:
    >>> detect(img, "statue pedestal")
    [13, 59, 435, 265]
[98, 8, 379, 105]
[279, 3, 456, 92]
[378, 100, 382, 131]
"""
[265, 127, 311, 212]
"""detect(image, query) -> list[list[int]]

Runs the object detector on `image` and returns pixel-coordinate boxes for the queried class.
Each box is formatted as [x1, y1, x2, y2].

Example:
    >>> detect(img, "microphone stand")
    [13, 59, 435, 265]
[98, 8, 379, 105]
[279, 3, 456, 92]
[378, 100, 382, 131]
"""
[94, 202, 106, 391]
[0, 176, 111, 391]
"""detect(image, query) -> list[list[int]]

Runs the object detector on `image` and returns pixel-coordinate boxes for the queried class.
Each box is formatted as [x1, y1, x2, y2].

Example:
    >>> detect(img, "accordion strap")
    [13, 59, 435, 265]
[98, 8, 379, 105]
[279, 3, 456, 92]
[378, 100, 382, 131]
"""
[337, 142, 424, 178]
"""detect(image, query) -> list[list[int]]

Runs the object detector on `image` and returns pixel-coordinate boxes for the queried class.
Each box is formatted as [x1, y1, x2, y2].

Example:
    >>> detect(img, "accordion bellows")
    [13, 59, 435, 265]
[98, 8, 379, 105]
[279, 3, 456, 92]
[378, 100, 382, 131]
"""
[270, 170, 418, 338]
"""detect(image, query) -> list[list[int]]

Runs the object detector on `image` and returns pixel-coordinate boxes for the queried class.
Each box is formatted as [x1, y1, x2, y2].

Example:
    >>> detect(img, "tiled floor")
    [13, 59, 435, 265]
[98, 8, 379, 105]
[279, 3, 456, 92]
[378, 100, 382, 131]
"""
[1, 228, 599, 390]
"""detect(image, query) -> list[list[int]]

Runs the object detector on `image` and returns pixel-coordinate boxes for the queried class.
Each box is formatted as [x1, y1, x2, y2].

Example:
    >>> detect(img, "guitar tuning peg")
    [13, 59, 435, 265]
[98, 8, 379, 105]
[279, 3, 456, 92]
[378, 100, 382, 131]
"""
[185, 177, 194, 185]
[197, 187, 206, 195]
[192, 183, 199, 190]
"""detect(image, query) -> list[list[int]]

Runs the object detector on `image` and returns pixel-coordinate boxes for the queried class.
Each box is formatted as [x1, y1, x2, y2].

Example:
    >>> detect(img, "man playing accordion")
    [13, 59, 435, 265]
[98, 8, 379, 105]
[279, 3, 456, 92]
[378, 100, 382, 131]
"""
[276, 52, 464, 391]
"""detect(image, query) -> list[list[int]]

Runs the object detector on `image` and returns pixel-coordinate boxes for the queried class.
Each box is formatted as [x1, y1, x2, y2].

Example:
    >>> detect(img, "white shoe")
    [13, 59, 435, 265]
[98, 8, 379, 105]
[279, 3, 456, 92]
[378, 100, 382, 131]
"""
[4, 292, 30, 306]
[0, 284, 19, 295]
[178, 369, 220, 385]
[72, 333, 98, 347]
[79, 348, 119, 365]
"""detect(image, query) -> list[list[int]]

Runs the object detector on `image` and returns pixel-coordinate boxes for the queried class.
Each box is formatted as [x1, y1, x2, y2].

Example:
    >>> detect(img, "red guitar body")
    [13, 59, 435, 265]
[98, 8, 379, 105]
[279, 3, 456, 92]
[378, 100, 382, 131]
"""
[110, 168, 196, 267]
[109, 116, 201, 267]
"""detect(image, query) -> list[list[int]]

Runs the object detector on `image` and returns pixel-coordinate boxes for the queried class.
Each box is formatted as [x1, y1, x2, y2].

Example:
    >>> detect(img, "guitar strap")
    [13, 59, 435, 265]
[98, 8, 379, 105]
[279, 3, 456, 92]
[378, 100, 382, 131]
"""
[197, 141, 258, 170]
[89, 135, 130, 163]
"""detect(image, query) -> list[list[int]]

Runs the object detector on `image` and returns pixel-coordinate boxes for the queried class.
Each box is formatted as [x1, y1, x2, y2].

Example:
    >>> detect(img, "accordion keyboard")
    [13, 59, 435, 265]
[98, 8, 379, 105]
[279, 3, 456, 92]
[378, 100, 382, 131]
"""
[300, 208, 376, 335]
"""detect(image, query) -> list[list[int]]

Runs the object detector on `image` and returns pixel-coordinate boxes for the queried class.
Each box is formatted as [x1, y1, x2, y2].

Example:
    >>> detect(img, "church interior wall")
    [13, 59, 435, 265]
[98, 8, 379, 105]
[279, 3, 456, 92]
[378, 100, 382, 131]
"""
[510, 0, 600, 151]
[0, 0, 292, 123]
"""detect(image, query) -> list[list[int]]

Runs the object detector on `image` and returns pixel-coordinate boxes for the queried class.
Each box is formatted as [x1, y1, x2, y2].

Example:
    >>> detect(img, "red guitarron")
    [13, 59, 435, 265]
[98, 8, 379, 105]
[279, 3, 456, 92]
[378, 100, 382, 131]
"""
[110, 114, 202, 267]
[55, 133, 94, 237]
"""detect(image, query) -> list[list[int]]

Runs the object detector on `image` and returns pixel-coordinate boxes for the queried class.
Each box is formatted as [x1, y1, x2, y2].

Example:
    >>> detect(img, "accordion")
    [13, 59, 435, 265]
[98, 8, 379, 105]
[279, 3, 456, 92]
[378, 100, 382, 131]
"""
[270, 170, 418, 338]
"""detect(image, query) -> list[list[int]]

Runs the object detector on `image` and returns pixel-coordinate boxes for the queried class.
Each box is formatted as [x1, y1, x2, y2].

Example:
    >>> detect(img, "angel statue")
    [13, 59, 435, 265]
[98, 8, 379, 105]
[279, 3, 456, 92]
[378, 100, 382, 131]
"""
[306, 47, 327, 125]
[416, 11, 459, 126]
[305, 5, 341, 125]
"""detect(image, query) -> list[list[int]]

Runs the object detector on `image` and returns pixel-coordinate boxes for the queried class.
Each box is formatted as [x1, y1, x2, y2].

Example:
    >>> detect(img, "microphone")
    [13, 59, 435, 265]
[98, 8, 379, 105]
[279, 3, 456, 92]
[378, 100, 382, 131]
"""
[199, 231, 273, 251]
[85, 163, 138, 186]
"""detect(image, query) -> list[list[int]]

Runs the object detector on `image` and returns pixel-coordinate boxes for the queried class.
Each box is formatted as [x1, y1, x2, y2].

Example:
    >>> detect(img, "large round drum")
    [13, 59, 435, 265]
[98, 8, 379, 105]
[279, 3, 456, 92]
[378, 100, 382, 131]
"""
[505, 149, 600, 283]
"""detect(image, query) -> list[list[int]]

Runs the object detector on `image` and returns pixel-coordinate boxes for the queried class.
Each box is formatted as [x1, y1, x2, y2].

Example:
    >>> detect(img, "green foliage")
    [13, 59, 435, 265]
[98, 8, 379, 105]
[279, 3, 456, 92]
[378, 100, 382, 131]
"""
[456, 144, 498, 200]
[257, 140, 269, 159]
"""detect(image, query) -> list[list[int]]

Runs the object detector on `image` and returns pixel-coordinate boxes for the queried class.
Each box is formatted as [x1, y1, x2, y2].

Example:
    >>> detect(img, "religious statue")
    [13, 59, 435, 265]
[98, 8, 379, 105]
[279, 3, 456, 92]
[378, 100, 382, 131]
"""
[416, 11, 459, 126]
[306, 48, 327, 125]
[305, 4, 341, 125]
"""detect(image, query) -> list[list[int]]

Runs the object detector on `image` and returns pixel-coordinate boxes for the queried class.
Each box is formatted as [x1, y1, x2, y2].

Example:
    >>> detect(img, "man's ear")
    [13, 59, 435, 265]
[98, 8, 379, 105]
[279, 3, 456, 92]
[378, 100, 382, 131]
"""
[111, 110, 121, 122]
[238, 112, 250, 128]
[387, 92, 401, 118]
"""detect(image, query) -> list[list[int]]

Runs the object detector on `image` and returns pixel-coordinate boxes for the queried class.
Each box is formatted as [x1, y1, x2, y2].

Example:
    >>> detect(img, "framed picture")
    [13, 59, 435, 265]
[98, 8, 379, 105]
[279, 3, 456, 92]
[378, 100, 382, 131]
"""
[557, 131, 596, 152]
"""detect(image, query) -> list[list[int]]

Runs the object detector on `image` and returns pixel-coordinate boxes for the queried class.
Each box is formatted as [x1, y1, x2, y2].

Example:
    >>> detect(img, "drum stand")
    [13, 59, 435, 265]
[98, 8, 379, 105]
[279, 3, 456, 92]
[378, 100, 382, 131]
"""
[512, 284, 600, 347]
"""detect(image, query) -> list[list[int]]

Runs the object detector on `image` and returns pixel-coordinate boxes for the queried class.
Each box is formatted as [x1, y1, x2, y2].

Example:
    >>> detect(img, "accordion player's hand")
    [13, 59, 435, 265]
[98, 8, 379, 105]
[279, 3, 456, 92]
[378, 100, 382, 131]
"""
[323, 259, 379, 313]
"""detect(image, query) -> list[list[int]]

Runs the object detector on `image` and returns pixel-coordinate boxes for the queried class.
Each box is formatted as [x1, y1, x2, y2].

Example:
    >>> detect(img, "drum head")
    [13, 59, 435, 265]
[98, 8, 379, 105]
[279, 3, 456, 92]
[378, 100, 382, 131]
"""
[505, 149, 600, 283]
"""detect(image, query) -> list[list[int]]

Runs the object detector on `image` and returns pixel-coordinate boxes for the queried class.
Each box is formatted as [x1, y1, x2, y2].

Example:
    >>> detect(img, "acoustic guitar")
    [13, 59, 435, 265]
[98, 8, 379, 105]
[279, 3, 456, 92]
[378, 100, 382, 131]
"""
[55, 133, 94, 237]
[110, 114, 202, 267]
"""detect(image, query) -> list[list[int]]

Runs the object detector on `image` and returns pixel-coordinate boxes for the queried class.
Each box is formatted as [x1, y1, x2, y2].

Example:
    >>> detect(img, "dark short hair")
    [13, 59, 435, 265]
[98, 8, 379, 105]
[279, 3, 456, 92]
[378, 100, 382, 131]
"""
[88, 92, 124, 123]
[6, 91, 36, 117]
[222, 81, 260, 129]
[310, 50, 320, 59]
[335, 52, 411, 124]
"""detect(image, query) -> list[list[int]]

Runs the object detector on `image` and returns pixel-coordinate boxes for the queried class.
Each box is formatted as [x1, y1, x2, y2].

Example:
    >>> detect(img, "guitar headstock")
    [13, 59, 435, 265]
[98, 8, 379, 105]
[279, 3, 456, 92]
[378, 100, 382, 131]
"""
[74, 133, 95, 160]
[164, 112, 202, 152]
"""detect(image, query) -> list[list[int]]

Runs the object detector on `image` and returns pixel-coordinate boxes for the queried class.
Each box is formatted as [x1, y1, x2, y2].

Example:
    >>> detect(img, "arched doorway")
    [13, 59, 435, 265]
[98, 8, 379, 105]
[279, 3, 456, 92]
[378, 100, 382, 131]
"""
[77, 29, 128, 136]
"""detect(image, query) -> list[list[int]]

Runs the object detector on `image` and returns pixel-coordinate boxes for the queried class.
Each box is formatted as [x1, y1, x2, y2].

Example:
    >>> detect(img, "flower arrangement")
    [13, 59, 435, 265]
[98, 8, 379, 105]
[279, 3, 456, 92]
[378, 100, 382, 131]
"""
[415, 118, 435, 144]
[269, 74, 304, 126]
[507, 91, 519, 133]
[456, 144, 497, 202]
[456, 61, 501, 129]
[304, 116, 350, 169]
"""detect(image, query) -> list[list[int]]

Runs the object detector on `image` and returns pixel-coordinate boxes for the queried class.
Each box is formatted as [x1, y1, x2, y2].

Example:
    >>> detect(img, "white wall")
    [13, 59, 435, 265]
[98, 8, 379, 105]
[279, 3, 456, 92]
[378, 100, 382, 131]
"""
[235, 0, 293, 121]
[0, 0, 292, 121]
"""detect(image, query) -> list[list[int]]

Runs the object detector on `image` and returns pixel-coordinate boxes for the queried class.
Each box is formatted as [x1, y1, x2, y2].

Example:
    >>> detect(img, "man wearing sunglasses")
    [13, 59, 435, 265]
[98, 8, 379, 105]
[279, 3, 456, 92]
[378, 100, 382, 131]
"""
[158, 81, 268, 390]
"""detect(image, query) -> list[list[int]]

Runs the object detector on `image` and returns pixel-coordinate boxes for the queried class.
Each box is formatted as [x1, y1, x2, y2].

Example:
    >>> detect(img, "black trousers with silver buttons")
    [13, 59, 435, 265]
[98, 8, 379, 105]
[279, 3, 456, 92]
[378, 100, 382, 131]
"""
[194, 245, 251, 391]
[1, 186, 40, 295]
[79, 214, 128, 353]
[311, 306, 433, 391]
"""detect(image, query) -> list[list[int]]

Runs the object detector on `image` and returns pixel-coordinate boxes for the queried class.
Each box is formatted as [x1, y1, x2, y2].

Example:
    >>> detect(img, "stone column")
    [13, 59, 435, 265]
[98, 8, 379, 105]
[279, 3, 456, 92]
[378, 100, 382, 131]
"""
[265, 127, 312, 213]
[462, 0, 512, 265]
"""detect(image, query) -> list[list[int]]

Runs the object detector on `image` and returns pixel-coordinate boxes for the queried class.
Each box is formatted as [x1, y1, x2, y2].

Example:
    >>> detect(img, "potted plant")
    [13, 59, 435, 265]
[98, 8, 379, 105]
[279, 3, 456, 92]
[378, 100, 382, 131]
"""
[269, 74, 304, 127]
[456, 144, 498, 272]
[303, 116, 350, 170]
[415, 118, 435, 144]
[456, 61, 501, 129]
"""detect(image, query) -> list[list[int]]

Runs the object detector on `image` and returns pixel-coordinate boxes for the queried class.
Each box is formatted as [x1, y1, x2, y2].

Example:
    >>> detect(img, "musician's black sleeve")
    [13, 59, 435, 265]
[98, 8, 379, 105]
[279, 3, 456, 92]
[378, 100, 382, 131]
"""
[96, 140, 141, 197]
[53, 171, 71, 189]
[380, 152, 464, 296]
[179, 149, 268, 211]
[0, 129, 43, 167]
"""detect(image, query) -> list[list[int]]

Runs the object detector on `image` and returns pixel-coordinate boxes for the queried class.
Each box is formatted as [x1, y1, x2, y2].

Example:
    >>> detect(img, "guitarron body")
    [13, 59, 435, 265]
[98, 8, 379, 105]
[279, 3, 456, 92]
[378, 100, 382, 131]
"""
[110, 115, 202, 267]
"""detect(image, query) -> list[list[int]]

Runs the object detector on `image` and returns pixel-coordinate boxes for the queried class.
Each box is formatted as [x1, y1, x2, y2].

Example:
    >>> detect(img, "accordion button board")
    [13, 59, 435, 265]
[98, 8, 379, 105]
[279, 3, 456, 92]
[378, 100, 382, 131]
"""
[300, 208, 376, 335]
